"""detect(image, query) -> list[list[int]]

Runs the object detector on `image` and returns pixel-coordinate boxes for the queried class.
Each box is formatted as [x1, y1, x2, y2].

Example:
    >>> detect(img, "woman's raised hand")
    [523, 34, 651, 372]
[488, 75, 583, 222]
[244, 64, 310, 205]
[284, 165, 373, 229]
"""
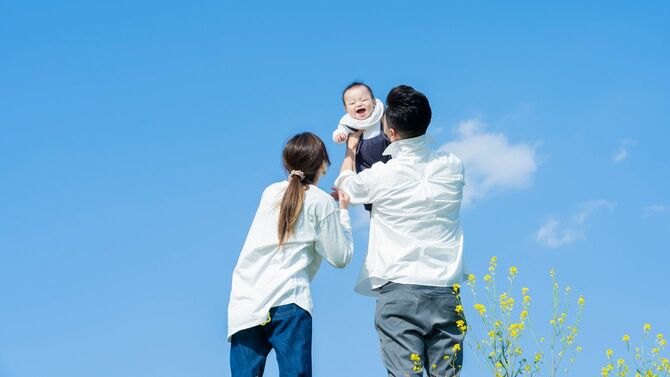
[330, 187, 350, 209]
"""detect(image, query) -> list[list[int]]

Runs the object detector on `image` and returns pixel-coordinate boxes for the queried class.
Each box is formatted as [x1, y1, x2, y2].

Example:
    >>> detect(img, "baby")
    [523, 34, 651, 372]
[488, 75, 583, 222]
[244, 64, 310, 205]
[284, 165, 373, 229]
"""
[332, 82, 390, 210]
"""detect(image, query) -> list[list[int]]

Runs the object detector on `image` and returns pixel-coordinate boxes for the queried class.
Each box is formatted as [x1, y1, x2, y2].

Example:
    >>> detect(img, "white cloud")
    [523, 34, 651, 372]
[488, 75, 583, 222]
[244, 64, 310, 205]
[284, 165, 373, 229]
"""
[574, 199, 616, 224]
[613, 138, 636, 163]
[535, 218, 584, 248]
[612, 149, 628, 162]
[643, 204, 668, 217]
[430, 126, 445, 136]
[535, 200, 616, 248]
[439, 119, 538, 205]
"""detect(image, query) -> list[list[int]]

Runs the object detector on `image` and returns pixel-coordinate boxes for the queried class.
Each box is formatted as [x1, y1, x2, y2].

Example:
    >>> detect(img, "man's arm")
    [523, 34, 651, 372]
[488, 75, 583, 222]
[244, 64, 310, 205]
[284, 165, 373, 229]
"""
[333, 130, 377, 205]
[339, 130, 361, 174]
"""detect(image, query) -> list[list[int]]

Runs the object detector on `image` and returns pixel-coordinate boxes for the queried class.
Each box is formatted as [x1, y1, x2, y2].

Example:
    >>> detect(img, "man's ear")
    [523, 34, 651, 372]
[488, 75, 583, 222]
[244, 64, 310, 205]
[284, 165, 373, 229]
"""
[387, 127, 398, 142]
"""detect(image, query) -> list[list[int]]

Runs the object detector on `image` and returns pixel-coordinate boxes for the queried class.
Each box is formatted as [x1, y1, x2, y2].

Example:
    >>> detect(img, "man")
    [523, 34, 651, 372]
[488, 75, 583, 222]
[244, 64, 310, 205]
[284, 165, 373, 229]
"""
[334, 85, 466, 377]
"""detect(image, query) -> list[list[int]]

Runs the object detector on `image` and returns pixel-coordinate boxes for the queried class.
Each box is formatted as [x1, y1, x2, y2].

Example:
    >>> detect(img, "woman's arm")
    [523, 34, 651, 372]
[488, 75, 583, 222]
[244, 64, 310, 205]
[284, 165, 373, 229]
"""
[313, 190, 353, 269]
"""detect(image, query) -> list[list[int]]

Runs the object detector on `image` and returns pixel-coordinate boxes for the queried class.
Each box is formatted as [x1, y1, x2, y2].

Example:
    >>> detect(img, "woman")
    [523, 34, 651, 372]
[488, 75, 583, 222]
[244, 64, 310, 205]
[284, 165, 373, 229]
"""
[228, 132, 353, 377]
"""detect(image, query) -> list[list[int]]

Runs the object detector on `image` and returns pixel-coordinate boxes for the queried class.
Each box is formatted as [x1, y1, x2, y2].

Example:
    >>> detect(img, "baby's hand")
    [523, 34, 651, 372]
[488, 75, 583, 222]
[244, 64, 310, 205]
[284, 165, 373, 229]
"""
[334, 133, 348, 143]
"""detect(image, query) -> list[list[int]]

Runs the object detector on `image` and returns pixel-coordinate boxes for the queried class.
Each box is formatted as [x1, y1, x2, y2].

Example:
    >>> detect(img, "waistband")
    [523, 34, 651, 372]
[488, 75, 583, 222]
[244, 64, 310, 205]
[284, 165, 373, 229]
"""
[379, 282, 458, 295]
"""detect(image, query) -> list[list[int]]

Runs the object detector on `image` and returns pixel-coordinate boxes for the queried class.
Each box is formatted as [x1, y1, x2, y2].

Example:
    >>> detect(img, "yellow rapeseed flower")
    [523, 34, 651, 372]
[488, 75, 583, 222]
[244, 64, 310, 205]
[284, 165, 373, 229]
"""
[534, 352, 543, 362]
[484, 274, 492, 282]
[657, 333, 664, 340]
[509, 323, 524, 331]
[509, 266, 518, 277]
[410, 353, 420, 361]
[623, 334, 630, 343]
[617, 359, 625, 366]
[578, 295, 585, 305]
[522, 287, 529, 295]
[468, 274, 476, 282]
[523, 295, 531, 303]
[453, 343, 461, 352]
[474, 304, 486, 315]
[576, 346, 583, 352]
[455, 304, 463, 314]
[456, 319, 467, 332]
[488, 330, 495, 339]
[607, 349, 614, 358]
[452, 283, 460, 293]
[260, 312, 272, 326]
[644, 323, 652, 333]
[489, 258, 497, 272]
[520, 310, 528, 320]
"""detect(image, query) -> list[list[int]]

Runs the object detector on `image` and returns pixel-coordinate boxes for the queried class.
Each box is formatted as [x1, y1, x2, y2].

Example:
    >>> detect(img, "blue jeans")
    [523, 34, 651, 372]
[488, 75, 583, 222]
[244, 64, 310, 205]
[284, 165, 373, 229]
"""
[230, 304, 312, 377]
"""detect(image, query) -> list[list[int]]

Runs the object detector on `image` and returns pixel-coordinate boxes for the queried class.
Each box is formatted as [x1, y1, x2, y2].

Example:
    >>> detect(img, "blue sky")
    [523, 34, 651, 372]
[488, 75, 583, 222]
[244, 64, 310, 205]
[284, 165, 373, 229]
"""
[1, 1, 669, 376]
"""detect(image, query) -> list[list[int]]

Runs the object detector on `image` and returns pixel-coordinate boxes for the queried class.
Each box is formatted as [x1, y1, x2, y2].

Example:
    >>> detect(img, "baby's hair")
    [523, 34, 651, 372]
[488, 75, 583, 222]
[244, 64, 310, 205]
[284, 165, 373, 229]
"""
[341, 82, 375, 105]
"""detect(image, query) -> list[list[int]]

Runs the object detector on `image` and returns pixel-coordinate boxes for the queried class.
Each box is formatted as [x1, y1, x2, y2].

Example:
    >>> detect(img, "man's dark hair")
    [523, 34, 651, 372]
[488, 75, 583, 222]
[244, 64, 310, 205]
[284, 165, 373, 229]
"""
[384, 85, 431, 139]
[341, 82, 375, 105]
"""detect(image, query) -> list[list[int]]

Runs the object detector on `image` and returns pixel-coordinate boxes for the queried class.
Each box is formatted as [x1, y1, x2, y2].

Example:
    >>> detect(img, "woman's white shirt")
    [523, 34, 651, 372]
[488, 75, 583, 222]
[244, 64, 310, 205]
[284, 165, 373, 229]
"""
[227, 180, 353, 340]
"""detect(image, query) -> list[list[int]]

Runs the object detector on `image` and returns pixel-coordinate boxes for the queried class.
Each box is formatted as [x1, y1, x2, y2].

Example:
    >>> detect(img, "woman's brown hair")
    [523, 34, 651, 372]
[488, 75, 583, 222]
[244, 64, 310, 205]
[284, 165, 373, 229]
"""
[278, 132, 331, 245]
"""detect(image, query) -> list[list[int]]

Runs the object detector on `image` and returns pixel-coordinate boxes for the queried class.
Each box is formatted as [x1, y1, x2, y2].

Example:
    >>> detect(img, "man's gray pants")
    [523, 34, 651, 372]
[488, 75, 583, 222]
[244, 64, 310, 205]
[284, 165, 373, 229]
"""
[375, 282, 466, 377]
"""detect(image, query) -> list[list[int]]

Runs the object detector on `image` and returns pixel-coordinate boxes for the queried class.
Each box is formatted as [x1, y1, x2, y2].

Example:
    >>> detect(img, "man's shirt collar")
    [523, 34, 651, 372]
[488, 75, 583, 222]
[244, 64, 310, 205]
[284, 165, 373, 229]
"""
[382, 133, 434, 157]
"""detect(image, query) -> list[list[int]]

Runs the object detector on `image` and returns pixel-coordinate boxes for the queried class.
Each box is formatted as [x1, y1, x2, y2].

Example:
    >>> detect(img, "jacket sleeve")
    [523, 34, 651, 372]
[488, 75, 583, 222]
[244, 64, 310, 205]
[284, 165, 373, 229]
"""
[333, 165, 378, 205]
[313, 207, 353, 269]
[332, 123, 352, 143]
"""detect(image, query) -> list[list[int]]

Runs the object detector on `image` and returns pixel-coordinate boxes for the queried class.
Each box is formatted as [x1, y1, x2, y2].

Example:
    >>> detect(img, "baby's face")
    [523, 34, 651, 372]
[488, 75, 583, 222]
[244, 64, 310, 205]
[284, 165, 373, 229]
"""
[343, 86, 375, 121]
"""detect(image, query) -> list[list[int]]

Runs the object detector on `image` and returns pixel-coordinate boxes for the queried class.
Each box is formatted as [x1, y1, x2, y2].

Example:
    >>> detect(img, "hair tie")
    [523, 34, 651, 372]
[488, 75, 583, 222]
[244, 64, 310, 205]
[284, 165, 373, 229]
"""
[289, 170, 305, 180]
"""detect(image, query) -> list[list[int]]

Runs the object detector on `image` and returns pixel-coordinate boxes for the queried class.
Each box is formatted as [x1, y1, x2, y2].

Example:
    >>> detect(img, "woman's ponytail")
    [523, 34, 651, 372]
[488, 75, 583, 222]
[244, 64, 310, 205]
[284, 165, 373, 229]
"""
[277, 133, 330, 245]
[278, 173, 306, 245]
